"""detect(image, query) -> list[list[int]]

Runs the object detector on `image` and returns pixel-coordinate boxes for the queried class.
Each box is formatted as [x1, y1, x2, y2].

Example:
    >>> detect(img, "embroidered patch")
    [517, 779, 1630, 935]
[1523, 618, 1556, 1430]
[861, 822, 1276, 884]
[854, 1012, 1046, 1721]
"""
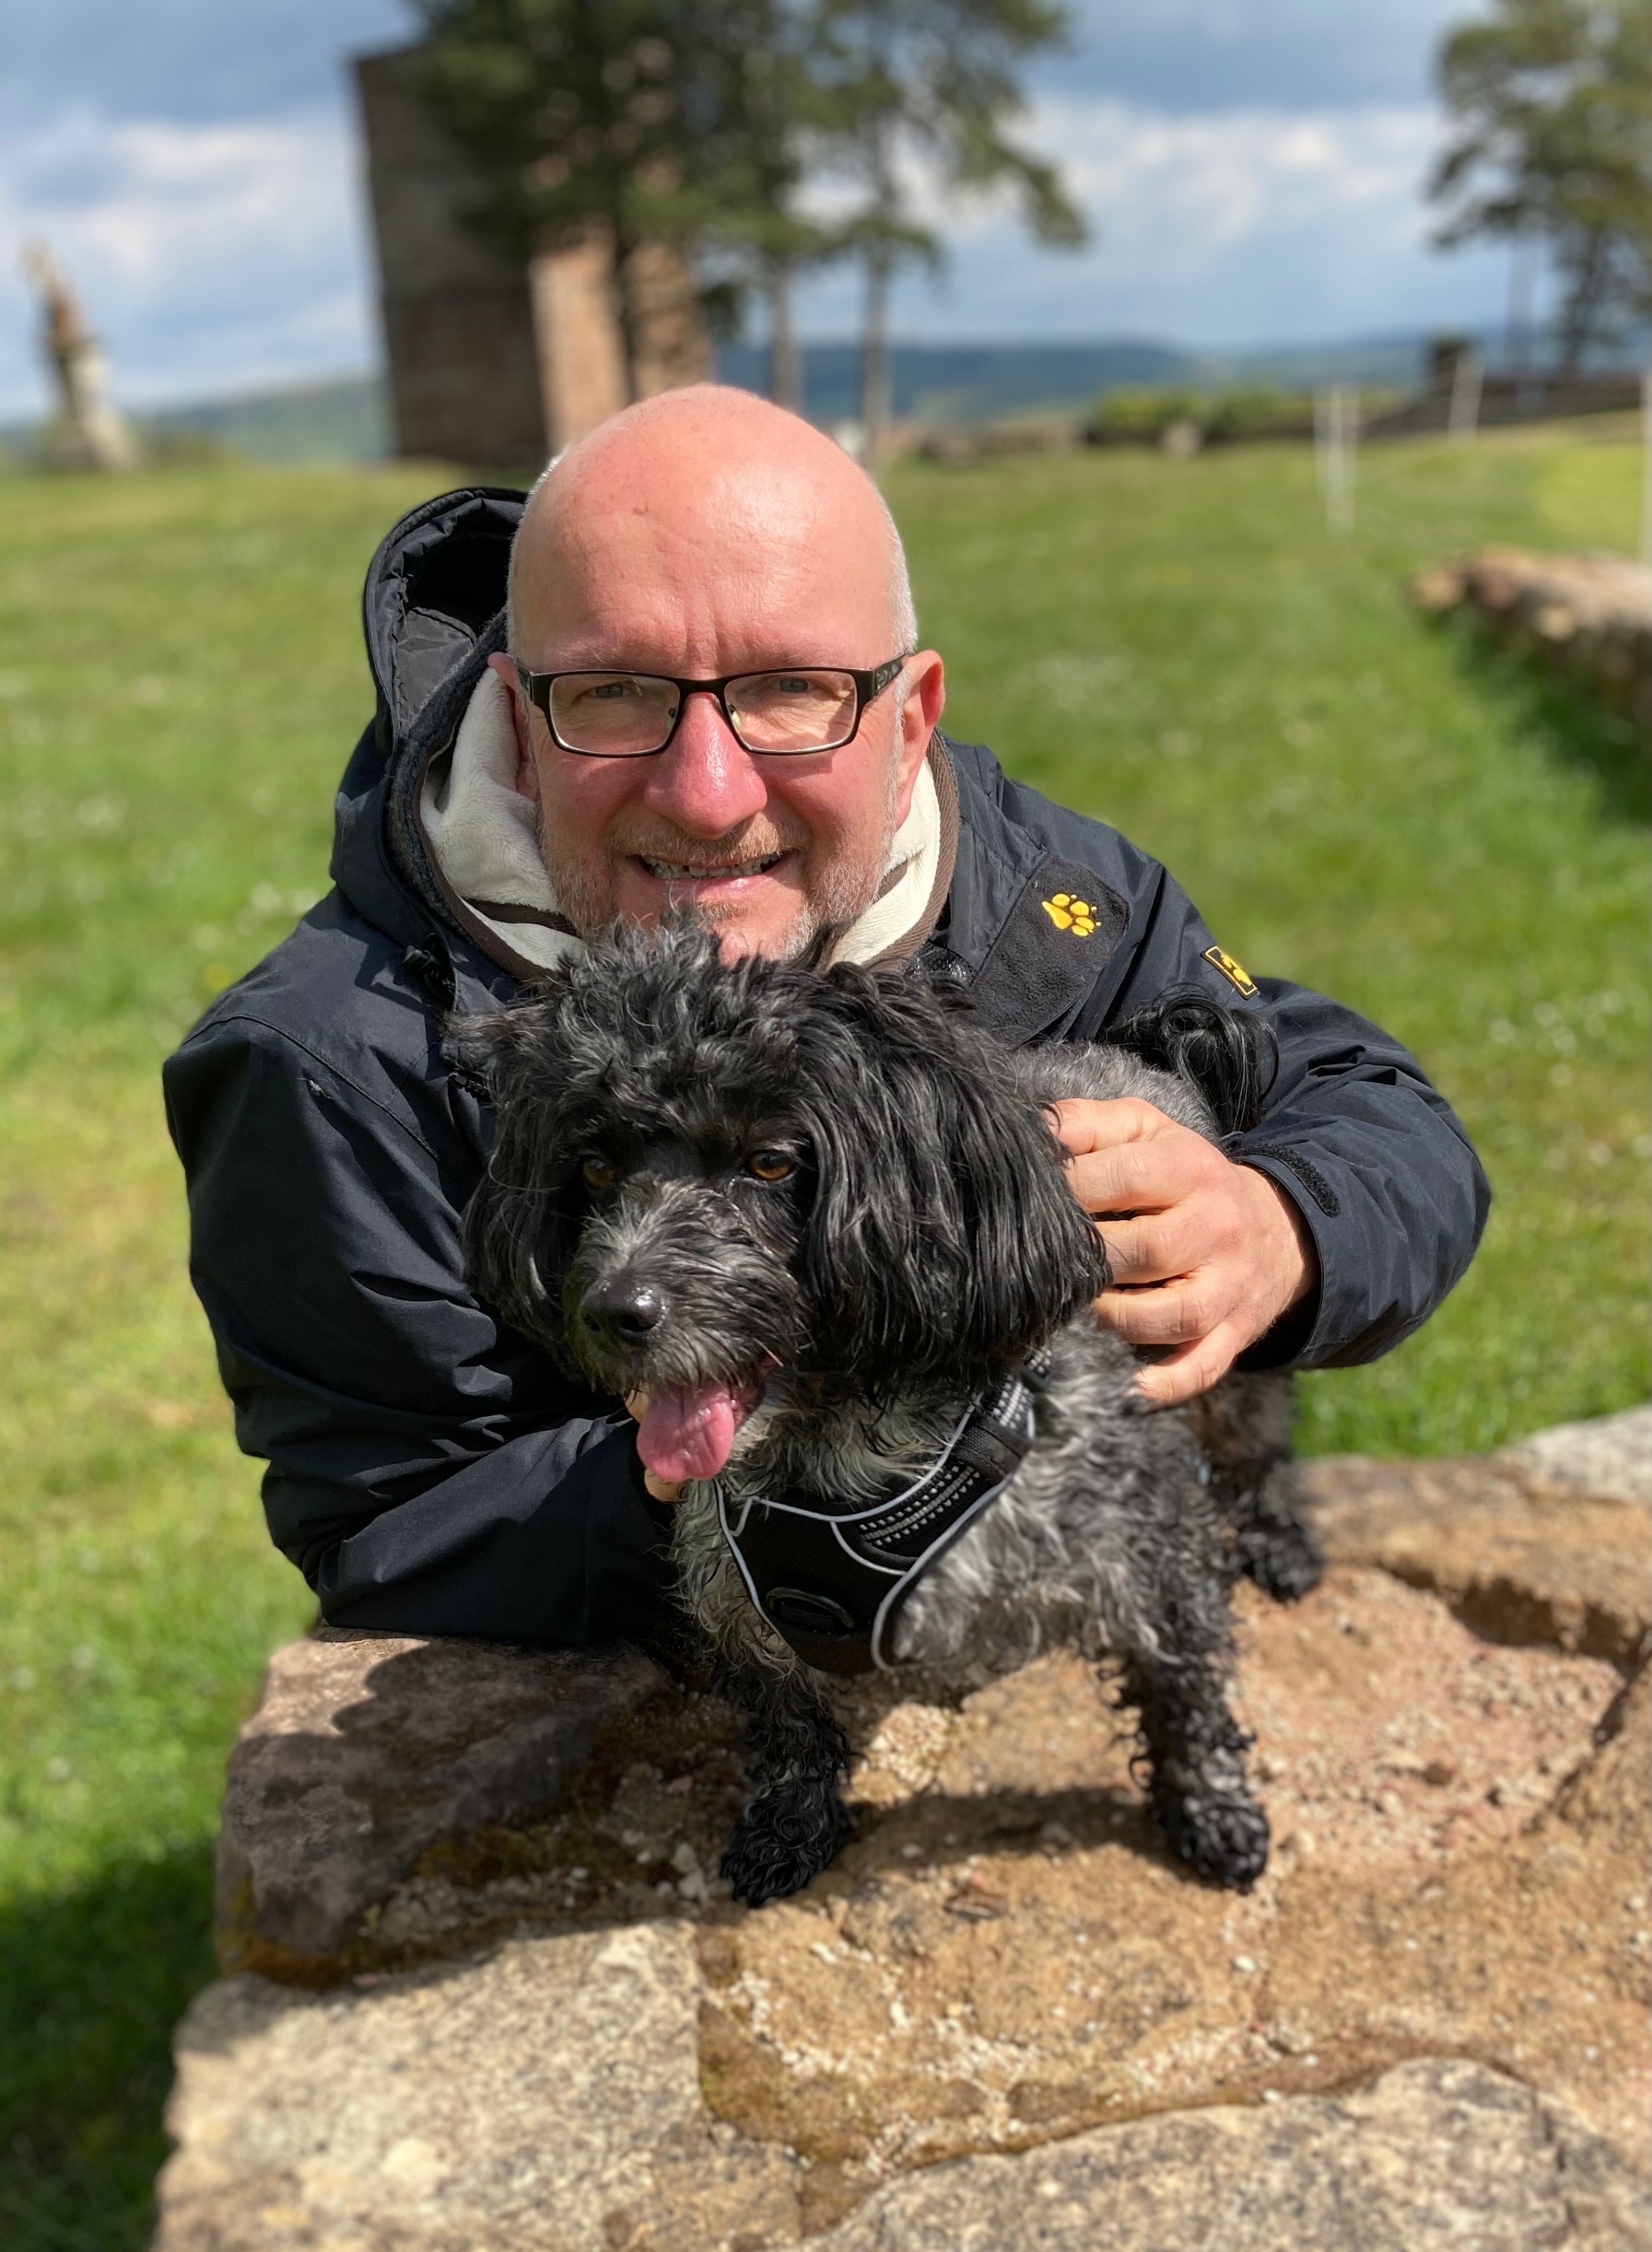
[1042, 891, 1099, 937]
[1203, 944, 1259, 997]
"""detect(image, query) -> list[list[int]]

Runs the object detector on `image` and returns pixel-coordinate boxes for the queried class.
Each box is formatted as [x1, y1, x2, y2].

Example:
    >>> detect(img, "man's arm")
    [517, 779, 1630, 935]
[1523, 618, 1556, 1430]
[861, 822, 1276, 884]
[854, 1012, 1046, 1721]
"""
[163, 1014, 673, 1642]
[1065, 874, 1491, 1404]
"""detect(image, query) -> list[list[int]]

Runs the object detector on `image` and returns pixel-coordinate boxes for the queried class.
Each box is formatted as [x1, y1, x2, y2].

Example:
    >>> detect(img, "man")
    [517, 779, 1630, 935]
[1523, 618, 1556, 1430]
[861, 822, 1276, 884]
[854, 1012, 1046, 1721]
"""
[164, 387, 1488, 1641]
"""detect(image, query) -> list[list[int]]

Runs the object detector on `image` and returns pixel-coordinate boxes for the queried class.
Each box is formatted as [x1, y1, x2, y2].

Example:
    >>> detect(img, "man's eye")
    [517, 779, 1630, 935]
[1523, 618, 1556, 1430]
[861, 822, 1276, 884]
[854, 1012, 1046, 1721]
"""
[580, 1156, 618, 1190]
[746, 1150, 794, 1182]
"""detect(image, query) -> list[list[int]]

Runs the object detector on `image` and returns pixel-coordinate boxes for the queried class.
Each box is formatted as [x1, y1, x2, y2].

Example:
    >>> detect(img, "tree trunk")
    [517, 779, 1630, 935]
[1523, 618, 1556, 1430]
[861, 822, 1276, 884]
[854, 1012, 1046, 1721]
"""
[769, 264, 802, 411]
[860, 254, 892, 469]
[1557, 227, 1608, 377]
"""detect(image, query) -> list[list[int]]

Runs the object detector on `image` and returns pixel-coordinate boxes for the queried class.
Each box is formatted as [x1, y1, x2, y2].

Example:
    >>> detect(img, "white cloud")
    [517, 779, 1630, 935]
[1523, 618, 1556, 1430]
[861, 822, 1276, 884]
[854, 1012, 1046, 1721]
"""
[0, 87, 1514, 417]
[0, 105, 376, 418]
[792, 97, 1508, 348]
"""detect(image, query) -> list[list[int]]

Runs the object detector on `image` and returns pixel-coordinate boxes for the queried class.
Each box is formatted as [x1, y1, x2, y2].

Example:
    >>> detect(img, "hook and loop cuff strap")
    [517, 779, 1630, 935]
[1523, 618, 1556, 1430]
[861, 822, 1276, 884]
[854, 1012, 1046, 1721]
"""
[717, 1352, 1049, 1677]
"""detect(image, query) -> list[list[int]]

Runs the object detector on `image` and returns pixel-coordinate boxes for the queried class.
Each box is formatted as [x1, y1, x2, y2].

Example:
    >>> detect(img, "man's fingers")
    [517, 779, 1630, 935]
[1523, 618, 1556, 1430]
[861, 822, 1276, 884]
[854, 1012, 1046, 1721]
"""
[1094, 1209, 1203, 1287]
[1095, 1276, 1222, 1346]
[1049, 1096, 1167, 1157]
[1131, 1324, 1247, 1407]
[1065, 1137, 1213, 1220]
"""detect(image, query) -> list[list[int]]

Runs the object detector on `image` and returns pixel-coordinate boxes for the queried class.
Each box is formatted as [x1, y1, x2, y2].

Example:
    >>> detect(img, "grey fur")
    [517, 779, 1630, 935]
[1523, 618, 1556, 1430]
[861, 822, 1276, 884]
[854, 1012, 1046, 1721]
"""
[459, 925, 1321, 1908]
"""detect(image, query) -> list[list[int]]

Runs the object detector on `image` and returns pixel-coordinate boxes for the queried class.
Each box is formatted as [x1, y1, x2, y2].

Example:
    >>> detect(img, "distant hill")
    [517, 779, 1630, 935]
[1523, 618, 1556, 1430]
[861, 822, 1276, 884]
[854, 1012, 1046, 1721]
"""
[140, 376, 392, 463]
[717, 340, 1202, 425]
[15, 327, 1635, 466]
[123, 339, 1430, 463]
[717, 335, 1436, 425]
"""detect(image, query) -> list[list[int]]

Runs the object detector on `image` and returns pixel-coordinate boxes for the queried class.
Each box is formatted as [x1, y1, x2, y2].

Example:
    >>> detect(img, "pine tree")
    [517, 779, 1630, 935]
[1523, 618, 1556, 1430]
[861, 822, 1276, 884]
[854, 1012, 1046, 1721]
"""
[812, 0, 1085, 464]
[1430, 0, 1652, 371]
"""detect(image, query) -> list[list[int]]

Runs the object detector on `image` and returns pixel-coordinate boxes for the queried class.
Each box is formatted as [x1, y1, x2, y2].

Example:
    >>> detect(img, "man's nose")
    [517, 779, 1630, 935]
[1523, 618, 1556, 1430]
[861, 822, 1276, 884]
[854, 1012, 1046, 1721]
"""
[641, 690, 769, 835]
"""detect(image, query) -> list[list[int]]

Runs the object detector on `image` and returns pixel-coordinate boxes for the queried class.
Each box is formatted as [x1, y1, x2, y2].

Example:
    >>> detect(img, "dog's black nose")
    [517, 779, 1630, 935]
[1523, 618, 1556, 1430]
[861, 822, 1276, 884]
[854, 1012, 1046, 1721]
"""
[583, 1280, 667, 1342]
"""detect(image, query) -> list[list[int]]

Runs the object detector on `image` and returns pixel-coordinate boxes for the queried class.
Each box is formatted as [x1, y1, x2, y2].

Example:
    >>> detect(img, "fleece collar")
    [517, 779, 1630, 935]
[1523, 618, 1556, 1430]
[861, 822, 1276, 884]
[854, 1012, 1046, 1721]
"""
[418, 667, 957, 977]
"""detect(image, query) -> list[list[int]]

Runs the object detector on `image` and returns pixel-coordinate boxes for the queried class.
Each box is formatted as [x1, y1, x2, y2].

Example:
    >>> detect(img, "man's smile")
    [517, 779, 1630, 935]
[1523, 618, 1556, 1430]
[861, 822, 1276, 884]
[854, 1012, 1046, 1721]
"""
[634, 850, 792, 884]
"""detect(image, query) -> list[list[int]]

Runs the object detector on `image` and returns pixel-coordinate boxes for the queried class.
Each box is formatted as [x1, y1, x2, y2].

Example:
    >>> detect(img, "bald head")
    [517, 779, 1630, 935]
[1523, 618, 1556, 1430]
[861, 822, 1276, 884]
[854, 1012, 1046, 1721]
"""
[506, 386, 916, 664]
[489, 384, 946, 962]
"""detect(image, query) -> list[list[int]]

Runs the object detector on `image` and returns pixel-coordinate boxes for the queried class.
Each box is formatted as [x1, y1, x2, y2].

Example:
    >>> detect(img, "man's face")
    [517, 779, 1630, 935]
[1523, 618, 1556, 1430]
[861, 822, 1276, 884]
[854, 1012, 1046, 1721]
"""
[493, 420, 945, 960]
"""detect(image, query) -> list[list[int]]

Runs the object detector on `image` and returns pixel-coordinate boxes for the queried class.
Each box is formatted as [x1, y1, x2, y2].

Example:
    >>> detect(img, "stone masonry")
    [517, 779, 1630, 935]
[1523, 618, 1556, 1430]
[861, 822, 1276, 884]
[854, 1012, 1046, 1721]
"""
[354, 45, 713, 473]
[153, 1408, 1652, 2249]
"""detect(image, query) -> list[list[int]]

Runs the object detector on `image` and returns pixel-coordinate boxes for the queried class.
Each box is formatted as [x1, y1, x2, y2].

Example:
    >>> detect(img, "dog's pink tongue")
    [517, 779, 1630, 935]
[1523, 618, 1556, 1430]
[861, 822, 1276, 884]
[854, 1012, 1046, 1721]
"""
[636, 1379, 750, 1483]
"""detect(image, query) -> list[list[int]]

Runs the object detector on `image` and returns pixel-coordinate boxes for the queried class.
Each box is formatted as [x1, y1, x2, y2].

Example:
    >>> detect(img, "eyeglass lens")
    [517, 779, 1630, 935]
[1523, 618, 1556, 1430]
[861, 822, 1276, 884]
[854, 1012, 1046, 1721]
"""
[548, 669, 861, 756]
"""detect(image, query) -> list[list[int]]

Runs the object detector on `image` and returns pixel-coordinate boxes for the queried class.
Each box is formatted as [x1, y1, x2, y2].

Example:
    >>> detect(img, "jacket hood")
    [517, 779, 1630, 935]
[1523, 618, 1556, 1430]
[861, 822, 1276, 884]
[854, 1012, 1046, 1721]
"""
[330, 485, 527, 958]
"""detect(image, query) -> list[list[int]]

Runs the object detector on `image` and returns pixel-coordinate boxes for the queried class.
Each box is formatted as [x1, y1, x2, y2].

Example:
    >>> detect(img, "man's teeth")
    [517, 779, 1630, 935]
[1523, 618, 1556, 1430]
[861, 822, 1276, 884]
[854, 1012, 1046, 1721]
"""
[641, 854, 782, 880]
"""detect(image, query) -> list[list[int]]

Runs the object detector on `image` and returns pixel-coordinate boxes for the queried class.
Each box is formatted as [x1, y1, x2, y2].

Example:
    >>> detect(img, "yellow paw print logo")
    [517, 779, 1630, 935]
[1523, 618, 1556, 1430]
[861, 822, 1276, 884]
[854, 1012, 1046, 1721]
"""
[1042, 891, 1098, 937]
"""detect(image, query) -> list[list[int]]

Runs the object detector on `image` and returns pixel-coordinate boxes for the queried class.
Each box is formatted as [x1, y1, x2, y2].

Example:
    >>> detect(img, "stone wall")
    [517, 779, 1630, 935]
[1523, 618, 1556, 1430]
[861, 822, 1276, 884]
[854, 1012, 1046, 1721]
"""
[152, 1408, 1652, 2249]
[354, 46, 715, 473]
[354, 47, 548, 473]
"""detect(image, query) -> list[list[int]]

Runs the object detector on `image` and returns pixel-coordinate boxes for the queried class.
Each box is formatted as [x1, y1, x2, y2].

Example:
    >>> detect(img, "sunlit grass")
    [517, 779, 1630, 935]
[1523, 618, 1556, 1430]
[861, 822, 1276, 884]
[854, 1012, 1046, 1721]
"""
[888, 421, 1649, 1455]
[0, 425, 1646, 2244]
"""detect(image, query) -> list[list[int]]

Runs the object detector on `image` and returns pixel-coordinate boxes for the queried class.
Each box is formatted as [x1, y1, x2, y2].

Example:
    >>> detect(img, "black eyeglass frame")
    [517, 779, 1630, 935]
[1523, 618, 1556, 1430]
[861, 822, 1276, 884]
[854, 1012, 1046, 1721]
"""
[513, 654, 909, 759]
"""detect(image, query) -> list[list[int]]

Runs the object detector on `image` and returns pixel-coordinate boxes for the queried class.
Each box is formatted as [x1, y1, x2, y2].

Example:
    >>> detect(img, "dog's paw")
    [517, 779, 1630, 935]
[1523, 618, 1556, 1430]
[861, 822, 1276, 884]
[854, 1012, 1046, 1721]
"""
[720, 1788, 850, 1908]
[1156, 1787, 1270, 1891]
[1238, 1518, 1325, 1604]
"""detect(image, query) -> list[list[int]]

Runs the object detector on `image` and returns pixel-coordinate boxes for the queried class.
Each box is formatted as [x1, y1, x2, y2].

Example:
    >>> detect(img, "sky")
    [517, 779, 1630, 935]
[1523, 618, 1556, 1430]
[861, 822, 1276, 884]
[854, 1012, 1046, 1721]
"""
[0, 0, 1515, 418]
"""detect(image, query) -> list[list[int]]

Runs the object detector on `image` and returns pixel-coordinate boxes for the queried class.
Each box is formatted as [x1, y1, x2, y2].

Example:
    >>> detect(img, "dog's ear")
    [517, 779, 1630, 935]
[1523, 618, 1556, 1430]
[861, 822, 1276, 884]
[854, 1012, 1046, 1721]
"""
[1112, 984, 1279, 1137]
[450, 1001, 584, 1354]
[795, 975, 1111, 1389]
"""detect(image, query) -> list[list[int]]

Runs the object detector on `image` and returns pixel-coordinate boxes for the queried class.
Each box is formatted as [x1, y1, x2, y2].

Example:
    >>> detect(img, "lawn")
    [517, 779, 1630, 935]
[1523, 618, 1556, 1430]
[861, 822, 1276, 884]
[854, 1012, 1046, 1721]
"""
[1, 424, 1647, 2246]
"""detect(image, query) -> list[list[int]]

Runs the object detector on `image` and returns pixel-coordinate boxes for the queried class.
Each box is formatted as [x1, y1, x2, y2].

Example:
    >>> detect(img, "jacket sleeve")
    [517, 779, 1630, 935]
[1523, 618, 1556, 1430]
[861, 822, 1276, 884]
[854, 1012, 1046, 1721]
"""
[162, 1014, 674, 1642]
[1097, 866, 1491, 1370]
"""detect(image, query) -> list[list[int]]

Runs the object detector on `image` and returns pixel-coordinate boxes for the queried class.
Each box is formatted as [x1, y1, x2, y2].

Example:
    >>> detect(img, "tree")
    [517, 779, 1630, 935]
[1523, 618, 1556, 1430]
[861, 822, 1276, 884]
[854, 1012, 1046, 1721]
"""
[812, 0, 1086, 464]
[411, 0, 798, 399]
[1429, 0, 1652, 373]
[678, 7, 845, 409]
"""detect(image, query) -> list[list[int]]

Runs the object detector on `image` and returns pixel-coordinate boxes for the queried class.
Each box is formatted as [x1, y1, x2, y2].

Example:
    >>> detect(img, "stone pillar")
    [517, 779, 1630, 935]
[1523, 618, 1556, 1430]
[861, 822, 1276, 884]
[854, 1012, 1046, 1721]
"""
[21, 242, 139, 472]
[528, 235, 630, 455]
[353, 46, 548, 473]
[627, 239, 717, 399]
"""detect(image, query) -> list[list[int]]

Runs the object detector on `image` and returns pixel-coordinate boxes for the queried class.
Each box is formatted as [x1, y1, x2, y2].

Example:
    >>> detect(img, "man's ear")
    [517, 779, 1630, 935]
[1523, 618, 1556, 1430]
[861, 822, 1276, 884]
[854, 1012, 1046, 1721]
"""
[486, 651, 539, 804]
[891, 649, 945, 828]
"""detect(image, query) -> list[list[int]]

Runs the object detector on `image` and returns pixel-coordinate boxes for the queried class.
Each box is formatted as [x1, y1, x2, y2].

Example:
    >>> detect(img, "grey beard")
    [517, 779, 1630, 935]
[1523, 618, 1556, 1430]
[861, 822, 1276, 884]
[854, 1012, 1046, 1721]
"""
[538, 759, 903, 965]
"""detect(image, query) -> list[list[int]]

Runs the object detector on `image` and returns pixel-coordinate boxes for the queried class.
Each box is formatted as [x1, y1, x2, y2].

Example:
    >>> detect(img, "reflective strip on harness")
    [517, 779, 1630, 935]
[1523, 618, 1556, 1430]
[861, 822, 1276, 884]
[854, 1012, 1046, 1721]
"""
[717, 1355, 1047, 1677]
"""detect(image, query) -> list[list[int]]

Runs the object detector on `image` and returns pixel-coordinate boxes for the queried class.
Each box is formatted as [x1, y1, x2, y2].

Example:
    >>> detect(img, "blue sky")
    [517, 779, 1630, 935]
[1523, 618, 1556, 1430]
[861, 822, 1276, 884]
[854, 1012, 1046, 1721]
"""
[0, 0, 1514, 417]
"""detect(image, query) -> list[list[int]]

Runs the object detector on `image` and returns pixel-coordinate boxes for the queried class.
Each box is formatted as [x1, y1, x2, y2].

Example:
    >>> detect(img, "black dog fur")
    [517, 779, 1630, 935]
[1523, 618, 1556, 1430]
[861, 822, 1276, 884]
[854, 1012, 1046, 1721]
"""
[457, 926, 1320, 1905]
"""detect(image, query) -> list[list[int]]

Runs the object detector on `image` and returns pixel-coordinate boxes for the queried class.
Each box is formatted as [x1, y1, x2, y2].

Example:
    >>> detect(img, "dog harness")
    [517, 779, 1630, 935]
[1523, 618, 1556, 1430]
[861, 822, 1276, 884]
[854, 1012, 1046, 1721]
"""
[717, 1352, 1050, 1676]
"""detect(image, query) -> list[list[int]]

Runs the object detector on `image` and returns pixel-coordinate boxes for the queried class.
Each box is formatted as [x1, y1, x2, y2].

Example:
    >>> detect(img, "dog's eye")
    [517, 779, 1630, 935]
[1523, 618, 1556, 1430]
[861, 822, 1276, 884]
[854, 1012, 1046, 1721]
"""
[746, 1149, 794, 1183]
[580, 1156, 618, 1191]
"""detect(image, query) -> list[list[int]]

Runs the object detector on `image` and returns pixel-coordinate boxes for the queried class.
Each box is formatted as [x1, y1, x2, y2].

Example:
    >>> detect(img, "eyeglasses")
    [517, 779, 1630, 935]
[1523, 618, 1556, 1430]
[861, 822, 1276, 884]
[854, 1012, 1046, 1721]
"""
[514, 656, 909, 759]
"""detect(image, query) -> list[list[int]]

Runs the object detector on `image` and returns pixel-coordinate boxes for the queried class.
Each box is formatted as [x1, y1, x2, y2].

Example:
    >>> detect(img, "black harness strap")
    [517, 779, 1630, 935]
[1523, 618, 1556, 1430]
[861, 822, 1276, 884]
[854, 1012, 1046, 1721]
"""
[718, 1352, 1049, 1677]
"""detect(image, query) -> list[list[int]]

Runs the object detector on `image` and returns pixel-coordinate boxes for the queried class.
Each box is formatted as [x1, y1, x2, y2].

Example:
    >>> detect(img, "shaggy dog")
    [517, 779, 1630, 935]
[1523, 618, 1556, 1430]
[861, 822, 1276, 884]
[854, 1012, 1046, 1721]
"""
[457, 926, 1321, 1908]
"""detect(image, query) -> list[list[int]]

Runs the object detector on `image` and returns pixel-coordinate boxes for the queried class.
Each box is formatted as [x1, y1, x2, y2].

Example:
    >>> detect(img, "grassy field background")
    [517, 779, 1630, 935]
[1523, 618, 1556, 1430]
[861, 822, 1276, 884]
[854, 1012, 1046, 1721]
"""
[0, 424, 1647, 2245]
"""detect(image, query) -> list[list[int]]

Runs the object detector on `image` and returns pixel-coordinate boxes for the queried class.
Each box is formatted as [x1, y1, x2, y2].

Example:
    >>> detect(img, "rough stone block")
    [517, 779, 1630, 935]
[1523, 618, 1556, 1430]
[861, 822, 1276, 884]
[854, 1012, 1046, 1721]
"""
[215, 1631, 666, 1978]
[164, 1416, 1652, 2245]
[810, 2058, 1650, 2251]
[1288, 1451, 1650, 1668]
[1507, 1404, 1652, 1506]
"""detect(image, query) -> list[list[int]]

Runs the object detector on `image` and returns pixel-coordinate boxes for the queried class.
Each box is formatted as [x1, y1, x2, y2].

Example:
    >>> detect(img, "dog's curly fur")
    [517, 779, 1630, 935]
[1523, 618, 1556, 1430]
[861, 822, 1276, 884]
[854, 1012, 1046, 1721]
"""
[457, 925, 1321, 1907]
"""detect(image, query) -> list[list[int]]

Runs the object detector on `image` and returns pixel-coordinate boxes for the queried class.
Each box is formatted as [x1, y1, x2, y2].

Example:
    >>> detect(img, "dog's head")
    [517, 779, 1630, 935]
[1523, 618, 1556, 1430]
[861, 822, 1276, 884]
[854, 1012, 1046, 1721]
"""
[455, 924, 1109, 1482]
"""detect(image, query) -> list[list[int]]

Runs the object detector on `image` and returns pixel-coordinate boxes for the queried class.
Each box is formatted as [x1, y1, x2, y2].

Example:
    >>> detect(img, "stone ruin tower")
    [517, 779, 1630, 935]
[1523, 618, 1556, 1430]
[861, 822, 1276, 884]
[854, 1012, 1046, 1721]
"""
[353, 46, 713, 474]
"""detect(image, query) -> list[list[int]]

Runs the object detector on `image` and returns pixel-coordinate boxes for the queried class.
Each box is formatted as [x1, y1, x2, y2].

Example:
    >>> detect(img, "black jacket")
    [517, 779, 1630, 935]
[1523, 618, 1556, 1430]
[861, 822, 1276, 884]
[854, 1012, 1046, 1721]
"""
[164, 487, 1490, 1644]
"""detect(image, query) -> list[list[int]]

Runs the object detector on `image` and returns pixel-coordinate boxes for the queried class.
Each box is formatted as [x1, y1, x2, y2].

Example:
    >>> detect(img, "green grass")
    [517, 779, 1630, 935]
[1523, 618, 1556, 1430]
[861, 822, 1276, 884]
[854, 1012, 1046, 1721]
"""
[889, 419, 1650, 1455]
[0, 427, 1647, 2245]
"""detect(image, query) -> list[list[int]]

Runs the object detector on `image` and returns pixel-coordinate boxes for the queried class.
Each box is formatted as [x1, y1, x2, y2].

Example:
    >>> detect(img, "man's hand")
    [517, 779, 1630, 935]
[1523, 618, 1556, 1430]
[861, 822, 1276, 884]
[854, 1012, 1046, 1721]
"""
[625, 1391, 683, 1506]
[1052, 1098, 1318, 1407]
